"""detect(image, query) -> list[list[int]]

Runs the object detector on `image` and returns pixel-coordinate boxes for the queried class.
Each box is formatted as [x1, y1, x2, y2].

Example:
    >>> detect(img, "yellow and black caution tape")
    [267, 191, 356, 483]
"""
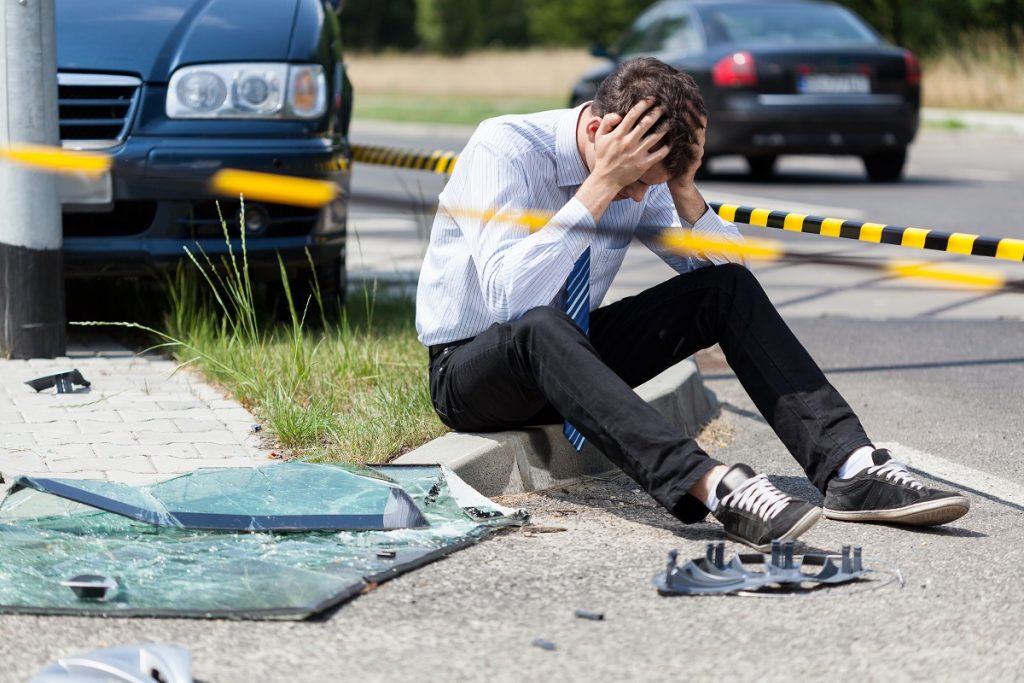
[3, 141, 1022, 291]
[0, 143, 339, 209]
[711, 203, 1024, 263]
[350, 142, 1024, 265]
[350, 142, 1024, 292]
[351, 144, 457, 175]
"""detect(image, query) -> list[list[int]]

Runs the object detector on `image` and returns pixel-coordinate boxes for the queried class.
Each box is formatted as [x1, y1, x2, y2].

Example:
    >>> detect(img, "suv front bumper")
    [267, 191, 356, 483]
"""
[62, 136, 350, 278]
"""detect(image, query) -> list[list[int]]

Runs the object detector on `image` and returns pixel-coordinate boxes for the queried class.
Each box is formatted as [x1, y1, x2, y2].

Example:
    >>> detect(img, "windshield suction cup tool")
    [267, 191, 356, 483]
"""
[60, 574, 120, 602]
[25, 369, 91, 394]
[653, 541, 865, 596]
[30, 643, 193, 683]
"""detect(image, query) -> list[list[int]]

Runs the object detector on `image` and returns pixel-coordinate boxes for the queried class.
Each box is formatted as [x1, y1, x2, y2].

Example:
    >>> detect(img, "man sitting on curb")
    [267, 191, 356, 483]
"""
[414, 57, 969, 550]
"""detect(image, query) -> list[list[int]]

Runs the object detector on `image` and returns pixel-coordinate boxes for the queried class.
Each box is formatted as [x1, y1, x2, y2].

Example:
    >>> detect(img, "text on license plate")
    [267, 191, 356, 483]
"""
[797, 73, 870, 94]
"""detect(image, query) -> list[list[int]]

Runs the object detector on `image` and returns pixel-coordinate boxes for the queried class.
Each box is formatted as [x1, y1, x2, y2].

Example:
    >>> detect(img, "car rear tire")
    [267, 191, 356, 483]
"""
[863, 149, 907, 182]
[746, 155, 778, 180]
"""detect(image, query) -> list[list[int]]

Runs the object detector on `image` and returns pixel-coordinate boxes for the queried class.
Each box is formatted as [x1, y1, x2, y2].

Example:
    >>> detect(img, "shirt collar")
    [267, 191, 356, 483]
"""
[555, 102, 591, 188]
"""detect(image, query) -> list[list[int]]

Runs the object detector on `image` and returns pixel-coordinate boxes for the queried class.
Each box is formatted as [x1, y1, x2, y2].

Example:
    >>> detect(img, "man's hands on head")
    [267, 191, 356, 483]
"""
[576, 98, 670, 222]
[667, 114, 709, 225]
[592, 98, 670, 190]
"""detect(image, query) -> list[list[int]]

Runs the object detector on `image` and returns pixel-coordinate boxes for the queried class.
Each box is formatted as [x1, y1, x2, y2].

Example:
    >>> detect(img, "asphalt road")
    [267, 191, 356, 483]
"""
[3, 122, 1023, 681]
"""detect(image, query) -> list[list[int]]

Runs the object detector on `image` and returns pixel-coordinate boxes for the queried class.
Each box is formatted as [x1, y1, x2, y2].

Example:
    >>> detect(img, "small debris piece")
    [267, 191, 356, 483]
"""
[532, 638, 557, 651]
[574, 609, 604, 621]
[376, 549, 397, 559]
[25, 369, 90, 394]
[60, 574, 119, 601]
[250, 423, 262, 433]
[30, 643, 193, 683]
[521, 526, 568, 537]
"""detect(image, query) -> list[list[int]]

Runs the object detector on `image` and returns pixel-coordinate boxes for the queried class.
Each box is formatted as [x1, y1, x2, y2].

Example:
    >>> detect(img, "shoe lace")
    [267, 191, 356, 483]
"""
[720, 474, 792, 521]
[867, 459, 924, 490]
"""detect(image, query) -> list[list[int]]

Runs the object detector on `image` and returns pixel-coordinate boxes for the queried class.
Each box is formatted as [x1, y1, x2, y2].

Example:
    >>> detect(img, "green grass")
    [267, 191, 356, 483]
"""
[354, 93, 565, 126]
[76, 209, 446, 464]
[925, 118, 969, 130]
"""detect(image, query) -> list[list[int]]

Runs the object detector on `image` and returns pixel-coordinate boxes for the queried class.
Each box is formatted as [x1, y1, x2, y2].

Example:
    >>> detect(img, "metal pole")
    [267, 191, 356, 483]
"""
[0, 0, 65, 358]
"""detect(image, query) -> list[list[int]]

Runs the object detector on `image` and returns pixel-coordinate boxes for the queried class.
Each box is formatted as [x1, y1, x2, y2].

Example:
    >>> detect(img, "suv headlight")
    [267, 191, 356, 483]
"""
[166, 63, 327, 119]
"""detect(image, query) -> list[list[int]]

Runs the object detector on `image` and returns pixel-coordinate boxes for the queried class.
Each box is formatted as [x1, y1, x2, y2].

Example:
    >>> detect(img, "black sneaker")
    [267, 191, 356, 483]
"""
[823, 449, 970, 526]
[712, 464, 822, 552]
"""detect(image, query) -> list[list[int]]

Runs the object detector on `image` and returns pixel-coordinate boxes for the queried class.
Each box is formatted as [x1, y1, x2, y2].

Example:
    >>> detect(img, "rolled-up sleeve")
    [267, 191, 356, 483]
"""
[443, 142, 594, 322]
[637, 185, 746, 271]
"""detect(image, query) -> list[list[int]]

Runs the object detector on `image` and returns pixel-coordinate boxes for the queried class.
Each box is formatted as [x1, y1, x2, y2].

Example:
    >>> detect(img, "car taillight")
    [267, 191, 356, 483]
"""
[713, 51, 757, 87]
[903, 50, 921, 86]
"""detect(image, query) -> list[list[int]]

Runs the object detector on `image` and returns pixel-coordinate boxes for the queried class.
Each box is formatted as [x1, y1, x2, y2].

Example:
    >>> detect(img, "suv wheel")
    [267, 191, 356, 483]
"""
[746, 155, 778, 180]
[303, 255, 346, 324]
[272, 255, 346, 325]
[863, 148, 907, 182]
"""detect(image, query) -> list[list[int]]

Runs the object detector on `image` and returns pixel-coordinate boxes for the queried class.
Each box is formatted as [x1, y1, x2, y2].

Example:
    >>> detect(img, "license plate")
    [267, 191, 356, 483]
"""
[59, 170, 112, 205]
[797, 73, 870, 94]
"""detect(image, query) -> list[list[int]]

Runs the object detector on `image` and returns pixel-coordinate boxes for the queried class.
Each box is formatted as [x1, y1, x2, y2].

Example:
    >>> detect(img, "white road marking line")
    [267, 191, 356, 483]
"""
[878, 441, 1024, 507]
[708, 192, 867, 220]
[906, 166, 1014, 182]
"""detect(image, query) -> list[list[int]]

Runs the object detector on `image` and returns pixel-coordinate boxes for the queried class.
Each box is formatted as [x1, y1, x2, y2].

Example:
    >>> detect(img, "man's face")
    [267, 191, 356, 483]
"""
[613, 164, 671, 202]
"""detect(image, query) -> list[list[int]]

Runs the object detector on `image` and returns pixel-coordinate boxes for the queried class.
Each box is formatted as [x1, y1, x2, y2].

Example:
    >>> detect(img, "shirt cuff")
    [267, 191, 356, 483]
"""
[547, 196, 595, 260]
[691, 204, 723, 233]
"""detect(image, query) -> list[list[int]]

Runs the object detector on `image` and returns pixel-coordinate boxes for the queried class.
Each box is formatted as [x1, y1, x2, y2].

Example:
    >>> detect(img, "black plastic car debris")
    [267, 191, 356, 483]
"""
[60, 574, 120, 601]
[574, 609, 604, 621]
[653, 540, 865, 596]
[25, 369, 91, 393]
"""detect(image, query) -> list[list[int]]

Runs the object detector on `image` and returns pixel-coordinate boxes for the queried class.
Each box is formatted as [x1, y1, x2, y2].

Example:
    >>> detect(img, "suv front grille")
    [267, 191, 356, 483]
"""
[58, 73, 141, 149]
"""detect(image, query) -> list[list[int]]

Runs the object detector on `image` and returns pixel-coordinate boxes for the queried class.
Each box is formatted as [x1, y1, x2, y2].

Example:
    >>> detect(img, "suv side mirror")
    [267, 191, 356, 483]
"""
[590, 43, 610, 58]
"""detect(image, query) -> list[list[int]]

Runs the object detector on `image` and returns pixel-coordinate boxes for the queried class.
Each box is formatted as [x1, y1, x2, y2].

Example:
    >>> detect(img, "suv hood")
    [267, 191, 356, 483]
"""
[56, 0, 300, 81]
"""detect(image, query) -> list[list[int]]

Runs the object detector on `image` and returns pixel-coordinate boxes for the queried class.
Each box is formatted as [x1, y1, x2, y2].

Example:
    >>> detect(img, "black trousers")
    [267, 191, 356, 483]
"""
[428, 263, 872, 523]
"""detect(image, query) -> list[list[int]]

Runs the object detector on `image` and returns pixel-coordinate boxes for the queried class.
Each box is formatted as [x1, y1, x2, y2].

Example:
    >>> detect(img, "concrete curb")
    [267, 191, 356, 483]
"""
[395, 358, 718, 497]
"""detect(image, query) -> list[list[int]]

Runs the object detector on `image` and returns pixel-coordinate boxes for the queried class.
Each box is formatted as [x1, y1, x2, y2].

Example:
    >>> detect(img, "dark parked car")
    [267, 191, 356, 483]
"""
[570, 0, 920, 182]
[56, 0, 353, 305]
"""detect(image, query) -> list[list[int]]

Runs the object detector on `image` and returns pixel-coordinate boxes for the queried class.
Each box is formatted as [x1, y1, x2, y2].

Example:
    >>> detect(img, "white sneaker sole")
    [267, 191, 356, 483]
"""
[727, 506, 823, 553]
[823, 495, 970, 526]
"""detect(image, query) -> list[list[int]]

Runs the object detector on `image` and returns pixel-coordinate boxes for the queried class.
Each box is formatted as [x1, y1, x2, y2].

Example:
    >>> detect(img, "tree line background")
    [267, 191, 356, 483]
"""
[341, 0, 1022, 56]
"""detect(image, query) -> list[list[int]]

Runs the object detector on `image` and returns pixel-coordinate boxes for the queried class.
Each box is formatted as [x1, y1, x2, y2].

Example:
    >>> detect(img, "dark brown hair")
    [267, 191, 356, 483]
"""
[591, 57, 707, 176]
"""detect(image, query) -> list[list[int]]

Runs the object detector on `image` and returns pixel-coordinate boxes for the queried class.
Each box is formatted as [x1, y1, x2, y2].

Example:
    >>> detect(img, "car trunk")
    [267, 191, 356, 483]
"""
[738, 46, 913, 97]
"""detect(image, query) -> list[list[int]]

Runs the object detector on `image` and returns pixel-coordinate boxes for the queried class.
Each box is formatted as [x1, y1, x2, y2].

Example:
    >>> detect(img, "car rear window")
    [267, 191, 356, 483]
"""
[618, 6, 703, 55]
[699, 3, 880, 46]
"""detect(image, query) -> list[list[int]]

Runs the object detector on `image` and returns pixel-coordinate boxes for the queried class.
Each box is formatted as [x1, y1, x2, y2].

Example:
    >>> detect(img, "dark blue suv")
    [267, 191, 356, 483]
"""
[56, 0, 352, 304]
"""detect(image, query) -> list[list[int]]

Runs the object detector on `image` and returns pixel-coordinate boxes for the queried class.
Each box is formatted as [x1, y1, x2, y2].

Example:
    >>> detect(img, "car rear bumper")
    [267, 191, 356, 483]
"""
[707, 93, 919, 156]
[61, 136, 350, 277]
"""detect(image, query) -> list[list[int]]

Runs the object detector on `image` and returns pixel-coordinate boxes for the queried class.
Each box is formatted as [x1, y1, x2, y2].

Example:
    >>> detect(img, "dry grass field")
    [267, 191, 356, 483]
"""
[347, 46, 1024, 125]
[923, 43, 1024, 112]
[346, 48, 603, 97]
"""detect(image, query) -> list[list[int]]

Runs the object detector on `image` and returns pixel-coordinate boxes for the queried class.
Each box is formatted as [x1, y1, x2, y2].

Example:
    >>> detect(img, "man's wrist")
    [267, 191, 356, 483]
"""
[575, 171, 621, 223]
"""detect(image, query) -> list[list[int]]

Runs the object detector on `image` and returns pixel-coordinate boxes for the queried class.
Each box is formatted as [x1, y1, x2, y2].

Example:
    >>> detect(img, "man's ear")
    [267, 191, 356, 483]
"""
[585, 116, 603, 143]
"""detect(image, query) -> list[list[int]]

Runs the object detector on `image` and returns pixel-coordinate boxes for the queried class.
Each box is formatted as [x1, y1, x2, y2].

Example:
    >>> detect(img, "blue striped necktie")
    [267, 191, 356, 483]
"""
[563, 247, 591, 451]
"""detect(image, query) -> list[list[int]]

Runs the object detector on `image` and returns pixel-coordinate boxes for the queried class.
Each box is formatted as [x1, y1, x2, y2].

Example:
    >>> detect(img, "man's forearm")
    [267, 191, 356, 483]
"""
[670, 185, 708, 226]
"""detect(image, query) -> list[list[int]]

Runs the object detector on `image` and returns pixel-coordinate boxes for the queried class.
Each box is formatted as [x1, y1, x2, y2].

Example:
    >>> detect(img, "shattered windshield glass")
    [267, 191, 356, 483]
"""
[0, 463, 526, 619]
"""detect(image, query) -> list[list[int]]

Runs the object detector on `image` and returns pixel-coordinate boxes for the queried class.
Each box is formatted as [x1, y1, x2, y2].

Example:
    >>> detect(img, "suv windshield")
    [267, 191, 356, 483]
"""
[698, 3, 879, 45]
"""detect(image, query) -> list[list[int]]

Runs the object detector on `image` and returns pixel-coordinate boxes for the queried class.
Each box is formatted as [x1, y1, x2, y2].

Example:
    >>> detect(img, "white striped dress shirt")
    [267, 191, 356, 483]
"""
[415, 104, 744, 346]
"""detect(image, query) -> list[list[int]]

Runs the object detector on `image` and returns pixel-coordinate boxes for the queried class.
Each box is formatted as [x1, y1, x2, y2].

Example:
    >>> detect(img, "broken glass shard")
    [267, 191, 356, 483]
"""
[0, 462, 526, 619]
[9, 464, 427, 531]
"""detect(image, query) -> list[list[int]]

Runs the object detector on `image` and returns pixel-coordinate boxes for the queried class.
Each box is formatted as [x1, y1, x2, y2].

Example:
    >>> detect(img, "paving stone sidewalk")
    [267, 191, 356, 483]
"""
[0, 333, 268, 491]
